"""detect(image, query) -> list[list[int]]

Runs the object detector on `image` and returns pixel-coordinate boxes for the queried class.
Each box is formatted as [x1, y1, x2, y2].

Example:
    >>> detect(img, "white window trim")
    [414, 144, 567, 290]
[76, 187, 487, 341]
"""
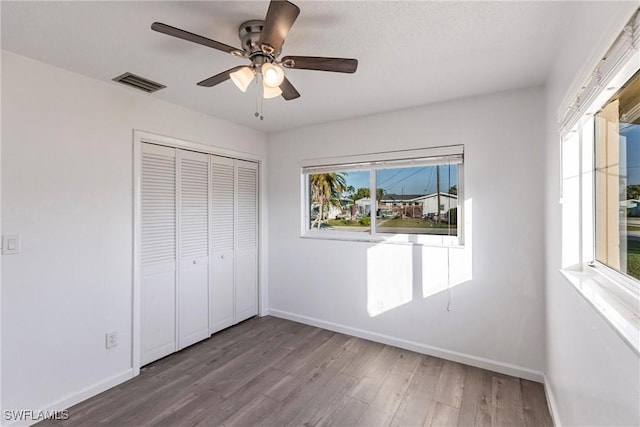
[559, 10, 640, 354]
[558, 9, 639, 135]
[301, 146, 464, 247]
[560, 268, 640, 355]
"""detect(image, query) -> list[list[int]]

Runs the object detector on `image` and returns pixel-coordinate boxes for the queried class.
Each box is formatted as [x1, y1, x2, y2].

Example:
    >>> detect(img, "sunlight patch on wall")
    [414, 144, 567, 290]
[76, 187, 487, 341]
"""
[449, 197, 473, 288]
[421, 246, 449, 298]
[420, 246, 471, 299]
[366, 198, 472, 316]
[562, 132, 581, 268]
[366, 244, 413, 316]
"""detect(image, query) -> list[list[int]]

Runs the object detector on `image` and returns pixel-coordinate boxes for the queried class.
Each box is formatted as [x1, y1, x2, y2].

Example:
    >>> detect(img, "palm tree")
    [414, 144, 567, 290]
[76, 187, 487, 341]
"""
[310, 173, 347, 229]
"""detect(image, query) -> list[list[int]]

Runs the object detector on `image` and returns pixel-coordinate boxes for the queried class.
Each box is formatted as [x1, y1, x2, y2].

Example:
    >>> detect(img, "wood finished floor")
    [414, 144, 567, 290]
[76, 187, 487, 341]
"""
[39, 316, 553, 427]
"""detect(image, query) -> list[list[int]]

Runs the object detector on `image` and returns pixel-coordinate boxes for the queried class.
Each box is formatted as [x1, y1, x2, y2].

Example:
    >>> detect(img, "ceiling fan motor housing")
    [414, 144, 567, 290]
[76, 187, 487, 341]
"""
[239, 20, 279, 62]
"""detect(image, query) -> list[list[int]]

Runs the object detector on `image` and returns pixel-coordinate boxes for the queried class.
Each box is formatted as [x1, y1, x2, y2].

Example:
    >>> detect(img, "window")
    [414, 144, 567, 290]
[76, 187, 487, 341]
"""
[375, 165, 458, 235]
[558, 9, 639, 352]
[308, 169, 370, 234]
[559, 8, 639, 294]
[594, 70, 640, 281]
[302, 146, 463, 245]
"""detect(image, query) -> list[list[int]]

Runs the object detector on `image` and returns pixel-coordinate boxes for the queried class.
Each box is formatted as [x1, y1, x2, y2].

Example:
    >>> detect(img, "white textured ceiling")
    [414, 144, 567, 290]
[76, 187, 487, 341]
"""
[2, 1, 572, 132]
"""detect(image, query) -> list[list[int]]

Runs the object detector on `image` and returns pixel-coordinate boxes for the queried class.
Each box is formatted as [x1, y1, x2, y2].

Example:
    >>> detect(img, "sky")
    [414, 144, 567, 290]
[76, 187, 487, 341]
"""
[622, 123, 640, 185]
[340, 165, 458, 196]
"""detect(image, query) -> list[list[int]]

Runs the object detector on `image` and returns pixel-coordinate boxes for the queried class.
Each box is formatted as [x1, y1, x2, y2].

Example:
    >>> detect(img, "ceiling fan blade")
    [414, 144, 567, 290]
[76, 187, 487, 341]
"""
[280, 77, 300, 100]
[197, 66, 244, 87]
[281, 56, 358, 73]
[151, 22, 242, 56]
[258, 1, 300, 54]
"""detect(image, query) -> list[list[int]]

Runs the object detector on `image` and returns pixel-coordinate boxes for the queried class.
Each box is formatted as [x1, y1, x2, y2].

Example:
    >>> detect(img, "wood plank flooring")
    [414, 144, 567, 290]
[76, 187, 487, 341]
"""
[38, 316, 553, 427]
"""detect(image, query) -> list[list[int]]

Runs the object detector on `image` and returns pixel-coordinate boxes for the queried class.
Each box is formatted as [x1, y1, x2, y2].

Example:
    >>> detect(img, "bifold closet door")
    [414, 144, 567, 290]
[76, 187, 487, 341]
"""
[140, 143, 177, 366]
[210, 155, 235, 333]
[177, 150, 210, 349]
[235, 159, 258, 322]
[140, 144, 258, 363]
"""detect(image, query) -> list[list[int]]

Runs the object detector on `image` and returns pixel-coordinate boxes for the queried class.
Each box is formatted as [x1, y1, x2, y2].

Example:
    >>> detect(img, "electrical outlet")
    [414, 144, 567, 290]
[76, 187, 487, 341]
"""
[105, 331, 117, 349]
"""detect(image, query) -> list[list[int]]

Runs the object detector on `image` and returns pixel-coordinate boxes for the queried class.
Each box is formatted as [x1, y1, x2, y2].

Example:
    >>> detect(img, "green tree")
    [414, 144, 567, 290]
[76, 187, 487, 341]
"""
[349, 187, 386, 202]
[627, 184, 640, 200]
[448, 185, 457, 195]
[310, 173, 347, 229]
[351, 187, 370, 201]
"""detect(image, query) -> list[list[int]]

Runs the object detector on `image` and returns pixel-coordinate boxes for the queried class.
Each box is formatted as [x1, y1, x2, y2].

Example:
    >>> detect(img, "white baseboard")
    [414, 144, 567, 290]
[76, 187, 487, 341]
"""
[4, 369, 134, 427]
[543, 375, 562, 426]
[269, 308, 545, 383]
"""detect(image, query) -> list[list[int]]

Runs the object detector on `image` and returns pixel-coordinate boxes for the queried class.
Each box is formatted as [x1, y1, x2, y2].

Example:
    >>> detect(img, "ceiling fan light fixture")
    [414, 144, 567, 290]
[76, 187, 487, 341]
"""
[230, 66, 255, 92]
[262, 63, 285, 88]
[263, 82, 283, 99]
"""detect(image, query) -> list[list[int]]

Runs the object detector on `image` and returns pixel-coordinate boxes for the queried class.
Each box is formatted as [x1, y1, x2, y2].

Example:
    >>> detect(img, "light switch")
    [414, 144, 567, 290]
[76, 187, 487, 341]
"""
[2, 235, 21, 255]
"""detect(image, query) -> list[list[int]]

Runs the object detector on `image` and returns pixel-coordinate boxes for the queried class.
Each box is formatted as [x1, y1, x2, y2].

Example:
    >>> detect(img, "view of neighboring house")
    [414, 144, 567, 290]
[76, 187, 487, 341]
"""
[379, 192, 457, 219]
[355, 198, 371, 217]
[626, 199, 640, 217]
[311, 197, 353, 220]
[313, 192, 458, 221]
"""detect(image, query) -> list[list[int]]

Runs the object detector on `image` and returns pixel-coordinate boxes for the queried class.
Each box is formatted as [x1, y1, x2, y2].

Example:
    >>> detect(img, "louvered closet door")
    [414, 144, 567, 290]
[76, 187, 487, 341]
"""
[235, 159, 258, 322]
[210, 155, 235, 333]
[141, 143, 177, 366]
[178, 150, 210, 349]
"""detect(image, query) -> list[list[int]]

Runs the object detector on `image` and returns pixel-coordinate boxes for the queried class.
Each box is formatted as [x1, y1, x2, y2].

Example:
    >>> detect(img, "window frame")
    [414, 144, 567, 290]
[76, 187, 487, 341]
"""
[300, 145, 464, 247]
[592, 79, 640, 296]
[561, 50, 640, 298]
[557, 12, 640, 353]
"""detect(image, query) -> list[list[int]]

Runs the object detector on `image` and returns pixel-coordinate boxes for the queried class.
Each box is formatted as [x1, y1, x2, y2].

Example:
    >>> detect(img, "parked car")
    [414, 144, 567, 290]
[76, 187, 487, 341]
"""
[381, 210, 398, 219]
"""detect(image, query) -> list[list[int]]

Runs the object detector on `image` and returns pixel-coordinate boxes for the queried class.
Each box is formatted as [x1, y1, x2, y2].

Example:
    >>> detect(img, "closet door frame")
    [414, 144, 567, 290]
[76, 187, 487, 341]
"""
[133, 130, 266, 376]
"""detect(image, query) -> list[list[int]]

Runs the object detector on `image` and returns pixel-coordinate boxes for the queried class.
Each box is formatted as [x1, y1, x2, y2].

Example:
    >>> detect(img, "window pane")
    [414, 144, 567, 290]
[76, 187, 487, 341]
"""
[308, 170, 370, 232]
[595, 70, 640, 281]
[375, 164, 458, 235]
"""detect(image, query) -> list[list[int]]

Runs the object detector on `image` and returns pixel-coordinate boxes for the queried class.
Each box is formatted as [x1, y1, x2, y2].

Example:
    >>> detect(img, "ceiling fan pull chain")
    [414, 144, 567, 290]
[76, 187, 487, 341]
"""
[254, 76, 260, 118]
[260, 89, 265, 121]
[256, 72, 264, 120]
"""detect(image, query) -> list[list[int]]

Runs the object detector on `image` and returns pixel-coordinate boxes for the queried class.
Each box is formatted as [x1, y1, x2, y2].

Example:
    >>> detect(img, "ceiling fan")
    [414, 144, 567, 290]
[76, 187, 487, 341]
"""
[151, 0, 358, 108]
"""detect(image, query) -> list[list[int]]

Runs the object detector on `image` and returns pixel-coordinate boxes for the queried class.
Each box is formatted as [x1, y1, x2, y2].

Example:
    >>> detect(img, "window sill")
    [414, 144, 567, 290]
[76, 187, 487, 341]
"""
[301, 232, 463, 248]
[560, 267, 640, 355]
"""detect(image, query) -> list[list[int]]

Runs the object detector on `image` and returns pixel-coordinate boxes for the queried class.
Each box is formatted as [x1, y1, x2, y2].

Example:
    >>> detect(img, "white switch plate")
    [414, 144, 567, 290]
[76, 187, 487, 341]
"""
[2, 235, 21, 255]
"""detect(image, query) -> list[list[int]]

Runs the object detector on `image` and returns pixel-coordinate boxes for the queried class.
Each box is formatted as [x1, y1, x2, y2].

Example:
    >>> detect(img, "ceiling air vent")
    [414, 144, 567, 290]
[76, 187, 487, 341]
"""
[112, 72, 166, 93]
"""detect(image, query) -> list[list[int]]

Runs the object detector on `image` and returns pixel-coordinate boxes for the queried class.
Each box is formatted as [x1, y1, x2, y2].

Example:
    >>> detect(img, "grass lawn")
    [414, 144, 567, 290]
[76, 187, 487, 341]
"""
[326, 219, 368, 227]
[626, 238, 640, 280]
[381, 218, 456, 229]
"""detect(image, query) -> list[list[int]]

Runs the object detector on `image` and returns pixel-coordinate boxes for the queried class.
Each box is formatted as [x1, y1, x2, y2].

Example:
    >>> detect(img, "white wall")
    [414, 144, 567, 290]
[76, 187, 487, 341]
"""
[1, 50, 267, 420]
[544, 2, 640, 426]
[267, 86, 547, 378]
